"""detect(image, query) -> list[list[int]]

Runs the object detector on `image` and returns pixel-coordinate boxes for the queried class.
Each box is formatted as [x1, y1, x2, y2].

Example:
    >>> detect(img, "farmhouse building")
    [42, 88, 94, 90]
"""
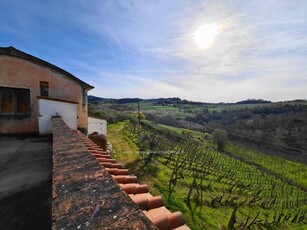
[0, 46, 189, 229]
[0, 46, 93, 135]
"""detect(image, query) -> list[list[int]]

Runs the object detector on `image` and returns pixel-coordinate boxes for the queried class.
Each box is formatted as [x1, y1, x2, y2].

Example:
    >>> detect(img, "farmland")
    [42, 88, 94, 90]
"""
[89, 97, 307, 229]
[107, 120, 307, 229]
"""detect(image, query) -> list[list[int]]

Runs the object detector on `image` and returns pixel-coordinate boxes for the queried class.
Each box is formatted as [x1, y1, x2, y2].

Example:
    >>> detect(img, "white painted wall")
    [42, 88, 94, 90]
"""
[88, 117, 107, 136]
[38, 99, 77, 135]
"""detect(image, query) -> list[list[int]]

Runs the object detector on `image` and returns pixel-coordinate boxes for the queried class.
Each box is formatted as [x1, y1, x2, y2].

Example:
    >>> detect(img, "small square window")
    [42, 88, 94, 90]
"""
[40, 81, 49, 96]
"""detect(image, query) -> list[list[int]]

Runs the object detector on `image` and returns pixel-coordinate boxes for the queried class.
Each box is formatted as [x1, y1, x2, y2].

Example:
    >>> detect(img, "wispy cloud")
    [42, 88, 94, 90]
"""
[0, 0, 306, 102]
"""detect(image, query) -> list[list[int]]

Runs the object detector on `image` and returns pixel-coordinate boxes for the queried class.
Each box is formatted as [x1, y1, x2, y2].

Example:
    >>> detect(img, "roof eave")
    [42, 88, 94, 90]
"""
[0, 46, 94, 91]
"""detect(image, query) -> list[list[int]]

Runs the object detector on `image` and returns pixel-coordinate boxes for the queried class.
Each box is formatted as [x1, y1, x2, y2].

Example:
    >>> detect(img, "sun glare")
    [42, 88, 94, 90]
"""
[194, 24, 220, 49]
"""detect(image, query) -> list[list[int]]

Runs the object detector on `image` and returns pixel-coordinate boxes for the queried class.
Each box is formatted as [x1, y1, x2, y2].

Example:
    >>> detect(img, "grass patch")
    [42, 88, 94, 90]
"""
[156, 123, 204, 139]
[107, 121, 139, 165]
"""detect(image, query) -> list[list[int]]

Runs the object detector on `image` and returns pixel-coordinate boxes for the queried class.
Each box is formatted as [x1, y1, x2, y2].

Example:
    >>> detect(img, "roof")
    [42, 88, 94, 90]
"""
[52, 117, 190, 229]
[0, 46, 94, 91]
[52, 118, 157, 229]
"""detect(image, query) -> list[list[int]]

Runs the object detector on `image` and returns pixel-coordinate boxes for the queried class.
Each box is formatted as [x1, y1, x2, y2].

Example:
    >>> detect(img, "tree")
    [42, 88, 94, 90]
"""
[132, 111, 145, 120]
[212, 129, 228, 150]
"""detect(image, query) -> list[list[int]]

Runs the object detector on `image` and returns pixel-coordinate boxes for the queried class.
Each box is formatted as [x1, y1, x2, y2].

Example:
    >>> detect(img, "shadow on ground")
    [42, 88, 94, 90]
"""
[0, 180, 52, 229]
[0, 135, 52, 230]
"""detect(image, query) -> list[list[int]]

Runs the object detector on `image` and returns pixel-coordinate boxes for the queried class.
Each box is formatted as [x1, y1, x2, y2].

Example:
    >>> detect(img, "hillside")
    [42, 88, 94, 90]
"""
[88, 96, 307, 163]
[105, 119, 307, 229]
[88, 96, 307, 229]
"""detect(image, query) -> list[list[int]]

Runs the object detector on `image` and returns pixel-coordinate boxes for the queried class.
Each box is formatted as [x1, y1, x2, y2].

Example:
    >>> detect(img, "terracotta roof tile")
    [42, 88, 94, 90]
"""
[52, 117, 190, 230]
[144, 206, 172, 220]
[131, 195, 164, 210]
[129, 192, 153, 199]
[173, 225, 191, 230]
[105, 168, 130, 175]
[120, 183, 149, 194]
[52, 118, 157, 230]
[112, 175, 138, 184]
[78, 129, 191, 230]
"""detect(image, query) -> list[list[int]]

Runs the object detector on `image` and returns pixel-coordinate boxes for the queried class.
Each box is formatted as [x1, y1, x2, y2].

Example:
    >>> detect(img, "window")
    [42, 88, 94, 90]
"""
[1, 89, 14, 113]
[40, 81, 49, 96]
[0, 87, 30, 115]
[82, 89, 87, 107]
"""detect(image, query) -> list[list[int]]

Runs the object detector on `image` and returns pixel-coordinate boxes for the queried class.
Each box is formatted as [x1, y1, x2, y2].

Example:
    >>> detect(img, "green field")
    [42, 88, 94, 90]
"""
[226, 144, 307, 187]
[156, 123, 204, 138]
[108, 120, 307, 230]
[208, 103, 274, 112]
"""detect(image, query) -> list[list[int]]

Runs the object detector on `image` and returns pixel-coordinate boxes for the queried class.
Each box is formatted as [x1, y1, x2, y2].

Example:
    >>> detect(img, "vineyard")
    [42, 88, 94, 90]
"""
[109, 119, 307, 229]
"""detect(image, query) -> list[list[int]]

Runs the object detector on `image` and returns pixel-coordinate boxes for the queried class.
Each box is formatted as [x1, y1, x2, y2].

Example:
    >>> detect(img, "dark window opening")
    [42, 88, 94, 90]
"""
[40, 81, 49, 96]
[1, 89, 14, 113]
[0, 87, 30, 115]
[17, 90, 30, 113]
[82, 90, 87, 107]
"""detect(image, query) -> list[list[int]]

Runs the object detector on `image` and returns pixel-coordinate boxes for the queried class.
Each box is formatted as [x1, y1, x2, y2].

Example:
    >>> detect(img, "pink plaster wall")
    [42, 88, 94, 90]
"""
[0, 56, 89, 134]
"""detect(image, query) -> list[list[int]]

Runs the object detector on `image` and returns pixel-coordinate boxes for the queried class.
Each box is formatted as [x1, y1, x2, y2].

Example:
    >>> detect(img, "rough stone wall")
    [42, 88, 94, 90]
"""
[52, 117, 157, 229]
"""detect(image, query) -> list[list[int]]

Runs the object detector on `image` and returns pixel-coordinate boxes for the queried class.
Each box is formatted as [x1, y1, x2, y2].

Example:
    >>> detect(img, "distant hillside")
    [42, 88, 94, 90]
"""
[235, 99, 272, 104]
[88, 95, 306, 106]
[88, 95, 307, 162]
[88, 95, 209, 105]
[87, 95, 116, 103]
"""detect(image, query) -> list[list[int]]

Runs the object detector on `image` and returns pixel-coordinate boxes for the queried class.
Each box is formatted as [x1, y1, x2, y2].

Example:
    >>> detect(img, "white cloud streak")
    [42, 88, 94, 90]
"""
[1, 0, 306, 102]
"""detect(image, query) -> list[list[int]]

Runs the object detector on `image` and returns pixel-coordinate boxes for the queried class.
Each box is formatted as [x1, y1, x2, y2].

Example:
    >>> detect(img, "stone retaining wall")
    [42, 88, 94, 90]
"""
[52, 117, 156, 229]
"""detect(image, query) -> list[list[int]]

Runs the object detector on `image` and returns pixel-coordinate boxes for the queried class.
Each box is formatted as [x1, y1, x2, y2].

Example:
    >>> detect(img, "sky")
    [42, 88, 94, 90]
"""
[1, 0, 307, 103]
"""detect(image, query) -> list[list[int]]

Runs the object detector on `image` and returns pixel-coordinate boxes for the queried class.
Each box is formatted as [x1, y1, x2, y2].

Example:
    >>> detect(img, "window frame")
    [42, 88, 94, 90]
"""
[0, 87, 31, 118]
[40, 81, 49, 97]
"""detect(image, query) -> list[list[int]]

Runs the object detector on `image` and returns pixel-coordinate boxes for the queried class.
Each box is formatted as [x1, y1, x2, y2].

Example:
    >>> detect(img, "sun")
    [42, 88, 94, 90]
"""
[194, 24, 220, 49]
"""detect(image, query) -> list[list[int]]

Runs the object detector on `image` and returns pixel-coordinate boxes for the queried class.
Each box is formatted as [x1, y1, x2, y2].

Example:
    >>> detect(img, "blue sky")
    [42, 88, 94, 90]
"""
[1, 0, 307, 102]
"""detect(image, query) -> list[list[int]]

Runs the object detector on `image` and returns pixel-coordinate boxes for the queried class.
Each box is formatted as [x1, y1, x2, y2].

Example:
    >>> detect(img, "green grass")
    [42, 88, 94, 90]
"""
[142, 105, 179, 111]
[226, 144, 307, 187]
[156, 123, 204, 139]
[208, 103, 274, 112]
[126, 102, 178, 111]
[107, 121, 307, 230]
[107, 121, 139, 165]
[127, 102, 188, 117]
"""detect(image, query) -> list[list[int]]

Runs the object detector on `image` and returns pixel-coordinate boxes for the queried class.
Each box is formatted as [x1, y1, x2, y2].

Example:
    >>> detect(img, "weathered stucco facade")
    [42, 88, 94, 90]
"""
[0, 46, 93, 134]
